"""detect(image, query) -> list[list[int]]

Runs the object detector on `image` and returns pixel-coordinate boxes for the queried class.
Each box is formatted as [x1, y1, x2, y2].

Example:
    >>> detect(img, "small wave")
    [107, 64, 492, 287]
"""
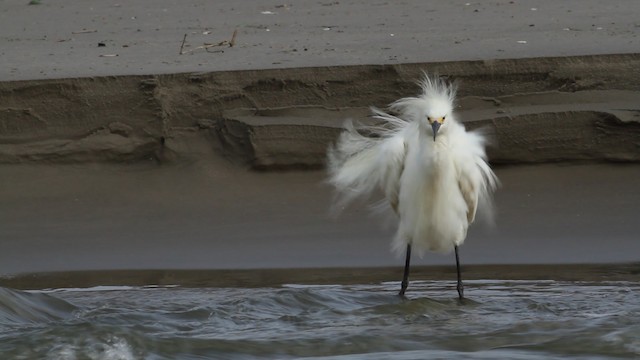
[0, 287, 77, 326]
[291, 348, 572, 360]
[35, 285, 138, 293]
[282, 284, 343, 289]
[33, 284, 180, 293]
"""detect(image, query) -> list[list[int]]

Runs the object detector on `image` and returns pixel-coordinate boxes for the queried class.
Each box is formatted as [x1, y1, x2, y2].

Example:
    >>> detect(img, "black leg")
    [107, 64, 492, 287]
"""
[399, 243, 411, 296]
[454, 245, 464, 300]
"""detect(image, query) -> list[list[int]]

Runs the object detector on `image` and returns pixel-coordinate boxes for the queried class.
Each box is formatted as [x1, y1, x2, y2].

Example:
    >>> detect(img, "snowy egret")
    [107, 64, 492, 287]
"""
[327, 74, 498, 299]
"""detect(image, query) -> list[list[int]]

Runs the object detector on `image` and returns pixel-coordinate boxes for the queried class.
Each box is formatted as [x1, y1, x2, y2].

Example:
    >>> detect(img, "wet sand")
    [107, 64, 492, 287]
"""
[2, 263, 640, 290]
[1, 159, 639, 277]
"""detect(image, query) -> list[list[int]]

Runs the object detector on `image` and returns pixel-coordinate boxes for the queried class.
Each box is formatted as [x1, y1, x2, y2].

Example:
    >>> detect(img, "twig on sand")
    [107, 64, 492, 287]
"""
[229, 29, 237, 47]
[72, 29, 98, 34]
[179, 33, 187, 55]
[180, 30, 237, 55]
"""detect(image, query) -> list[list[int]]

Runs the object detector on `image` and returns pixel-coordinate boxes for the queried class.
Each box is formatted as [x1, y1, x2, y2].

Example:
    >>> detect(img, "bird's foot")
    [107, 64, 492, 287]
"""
[398, 280, 408, 297]
[456, 282, 465, 301]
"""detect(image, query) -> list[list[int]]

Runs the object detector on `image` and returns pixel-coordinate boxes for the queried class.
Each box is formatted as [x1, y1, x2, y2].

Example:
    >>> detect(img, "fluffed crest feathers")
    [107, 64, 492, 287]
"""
[417, 73, 457, 105]
[389, 74, 457, 123]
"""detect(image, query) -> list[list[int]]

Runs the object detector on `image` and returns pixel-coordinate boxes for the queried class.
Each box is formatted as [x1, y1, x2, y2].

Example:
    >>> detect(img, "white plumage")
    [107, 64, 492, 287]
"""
[327, 74, 498, 298]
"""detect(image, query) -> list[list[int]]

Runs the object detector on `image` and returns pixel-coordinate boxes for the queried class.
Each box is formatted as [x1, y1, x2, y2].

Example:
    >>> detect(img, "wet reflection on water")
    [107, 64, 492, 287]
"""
[1, 280, 638, 359]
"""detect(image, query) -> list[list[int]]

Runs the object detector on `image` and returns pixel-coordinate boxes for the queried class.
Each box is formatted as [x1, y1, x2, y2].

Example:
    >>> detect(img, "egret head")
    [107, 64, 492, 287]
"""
[425, 97, 453, 141]
[388, 74, 457, 141]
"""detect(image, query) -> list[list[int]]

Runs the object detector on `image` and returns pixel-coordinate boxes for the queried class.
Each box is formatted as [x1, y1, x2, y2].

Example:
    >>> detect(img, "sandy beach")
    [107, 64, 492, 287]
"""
[1, 1, 639, 284]
[2, 0, 640, 81]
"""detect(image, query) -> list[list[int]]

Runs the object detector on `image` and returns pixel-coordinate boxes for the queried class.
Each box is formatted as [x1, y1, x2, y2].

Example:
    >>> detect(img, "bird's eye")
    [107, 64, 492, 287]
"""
[427, 116, 432, 122]
[442, 116, 446, 121]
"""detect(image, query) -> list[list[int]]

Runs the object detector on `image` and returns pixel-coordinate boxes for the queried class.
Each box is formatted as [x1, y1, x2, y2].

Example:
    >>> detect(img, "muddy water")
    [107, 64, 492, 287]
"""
[1, 279, 638, 359]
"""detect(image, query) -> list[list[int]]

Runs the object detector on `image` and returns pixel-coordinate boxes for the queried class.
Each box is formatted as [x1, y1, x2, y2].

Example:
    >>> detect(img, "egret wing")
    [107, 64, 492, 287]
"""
[327, 109, 408, 209]
[458, 171, 478, 223]
[452, 128, 499, 225]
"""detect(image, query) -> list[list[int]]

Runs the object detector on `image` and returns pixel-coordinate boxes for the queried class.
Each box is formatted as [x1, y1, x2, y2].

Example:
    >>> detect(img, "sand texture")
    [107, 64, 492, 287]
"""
[1, 54, 640, 167]
[2, 1, 640, 81]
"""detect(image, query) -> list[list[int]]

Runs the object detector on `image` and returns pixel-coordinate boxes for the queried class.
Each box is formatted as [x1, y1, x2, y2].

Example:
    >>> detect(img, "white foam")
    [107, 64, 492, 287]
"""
[282, 284, 342, 289]
[30, 285, 180, 293]
[96, 336, 136, 360]
[46, 344, 78, 360]
[31, 286, 137, 293]
[44, 336, 136, 360]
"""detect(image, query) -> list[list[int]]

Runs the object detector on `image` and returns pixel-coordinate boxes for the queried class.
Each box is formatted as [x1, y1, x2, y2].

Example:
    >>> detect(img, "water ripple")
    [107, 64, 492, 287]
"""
[0, 280, 638, 359]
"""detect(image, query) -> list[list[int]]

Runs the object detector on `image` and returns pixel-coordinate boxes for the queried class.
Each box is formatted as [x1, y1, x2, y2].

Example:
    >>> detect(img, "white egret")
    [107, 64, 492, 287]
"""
[327, 74, 498, 299]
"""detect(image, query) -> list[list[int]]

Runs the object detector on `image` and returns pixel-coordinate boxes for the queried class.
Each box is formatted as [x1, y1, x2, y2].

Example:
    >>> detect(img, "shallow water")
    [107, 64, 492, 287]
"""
[1, 280, 639, 359]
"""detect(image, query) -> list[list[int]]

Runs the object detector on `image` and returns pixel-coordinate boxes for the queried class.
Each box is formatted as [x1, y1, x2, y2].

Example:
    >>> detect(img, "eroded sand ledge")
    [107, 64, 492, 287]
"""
[1, 53, 640, 167]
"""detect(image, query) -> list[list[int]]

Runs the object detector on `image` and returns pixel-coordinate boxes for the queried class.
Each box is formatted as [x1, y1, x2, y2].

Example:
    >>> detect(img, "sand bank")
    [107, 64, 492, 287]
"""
[1, 54, 639, 167]
[1, 55, 640, 277]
